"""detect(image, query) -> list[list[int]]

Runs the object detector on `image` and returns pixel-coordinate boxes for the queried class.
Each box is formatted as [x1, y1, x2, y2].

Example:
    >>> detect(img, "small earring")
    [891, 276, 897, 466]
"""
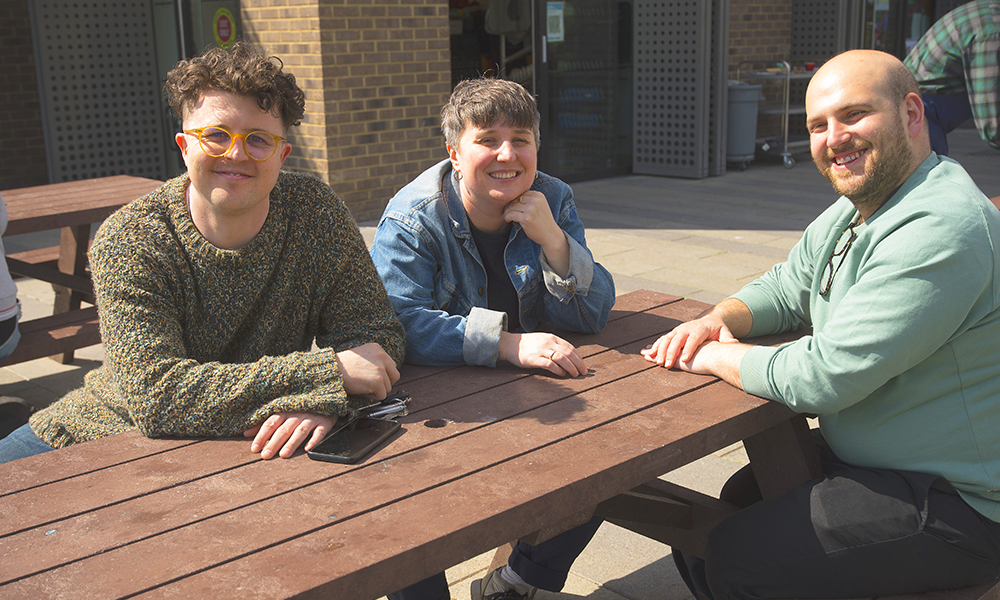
[454, 170, 463, 181]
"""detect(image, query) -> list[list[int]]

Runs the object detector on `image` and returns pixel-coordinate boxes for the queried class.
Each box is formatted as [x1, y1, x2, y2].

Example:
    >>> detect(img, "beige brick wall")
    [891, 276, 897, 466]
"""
[728, 0, 794, 141]
[242, 0, 452, 222]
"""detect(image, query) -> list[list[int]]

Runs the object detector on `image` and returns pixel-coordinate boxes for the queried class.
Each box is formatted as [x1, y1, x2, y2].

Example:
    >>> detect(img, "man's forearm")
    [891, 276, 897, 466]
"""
[684, 340, 752, 389]
[700, 298, 754, 339]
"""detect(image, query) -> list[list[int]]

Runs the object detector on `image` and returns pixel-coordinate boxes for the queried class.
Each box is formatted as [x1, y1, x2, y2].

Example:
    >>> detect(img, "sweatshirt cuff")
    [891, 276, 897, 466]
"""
[730, 286, 780, 338]
[739, 344, 780, 402]
[463, 306, 507, 367]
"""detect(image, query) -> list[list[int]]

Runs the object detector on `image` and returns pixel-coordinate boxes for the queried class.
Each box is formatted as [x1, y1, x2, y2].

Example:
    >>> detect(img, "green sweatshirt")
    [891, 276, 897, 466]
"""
[29, 171, 405, 448]
[735, 154, 1000, 522]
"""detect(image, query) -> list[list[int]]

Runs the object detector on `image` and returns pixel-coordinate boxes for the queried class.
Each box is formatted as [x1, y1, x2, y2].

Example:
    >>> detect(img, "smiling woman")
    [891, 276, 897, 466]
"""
[371, 77, 615, 375]
[368, 73, 615, 600]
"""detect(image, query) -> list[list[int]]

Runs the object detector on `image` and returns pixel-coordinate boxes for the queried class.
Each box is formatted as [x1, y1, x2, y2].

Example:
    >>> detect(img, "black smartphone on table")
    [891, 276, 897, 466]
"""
[306, 417, 401, 464]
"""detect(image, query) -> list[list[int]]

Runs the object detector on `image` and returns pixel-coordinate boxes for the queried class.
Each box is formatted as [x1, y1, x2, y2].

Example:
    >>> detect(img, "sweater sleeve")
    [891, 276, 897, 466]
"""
[89, 227, 338, 438]
[84, 183, 403, 440]
[313, 197, 407, 362]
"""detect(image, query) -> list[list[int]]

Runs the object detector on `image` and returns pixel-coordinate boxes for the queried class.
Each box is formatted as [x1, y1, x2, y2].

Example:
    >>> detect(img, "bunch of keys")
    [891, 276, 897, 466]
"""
[362, 390, 410, 420]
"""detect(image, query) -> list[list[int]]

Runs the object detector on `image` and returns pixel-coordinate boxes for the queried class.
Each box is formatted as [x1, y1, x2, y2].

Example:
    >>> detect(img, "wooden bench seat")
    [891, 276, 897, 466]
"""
[4, 246, 98, 366]
[0, 176, 161, 368]
[0, 305, 100, 367]
[6, 245, 94, 297]
[7, 245, 60, 269]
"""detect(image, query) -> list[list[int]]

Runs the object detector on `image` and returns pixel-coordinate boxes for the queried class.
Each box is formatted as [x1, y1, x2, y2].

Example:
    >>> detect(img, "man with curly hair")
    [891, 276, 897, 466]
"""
[0, 41, 405, 463]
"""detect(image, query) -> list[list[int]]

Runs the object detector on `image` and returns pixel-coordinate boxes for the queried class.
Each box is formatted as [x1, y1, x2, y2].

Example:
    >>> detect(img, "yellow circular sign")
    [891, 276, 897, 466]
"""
[213, 8, 236, 48]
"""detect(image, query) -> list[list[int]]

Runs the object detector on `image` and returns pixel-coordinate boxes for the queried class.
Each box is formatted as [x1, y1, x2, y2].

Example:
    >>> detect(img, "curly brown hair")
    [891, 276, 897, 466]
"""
[164, 41, 305, 130]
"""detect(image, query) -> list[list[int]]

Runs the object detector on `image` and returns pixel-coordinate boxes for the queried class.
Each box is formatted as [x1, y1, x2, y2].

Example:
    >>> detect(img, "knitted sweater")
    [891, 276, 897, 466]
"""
[29, 171, 405, 449]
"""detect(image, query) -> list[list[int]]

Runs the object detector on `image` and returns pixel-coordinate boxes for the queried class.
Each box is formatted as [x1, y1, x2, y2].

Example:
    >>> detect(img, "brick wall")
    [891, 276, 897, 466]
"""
[728, 0, 794, 140]
[0, 0, 49, 190]
[242, 0, 452, 223]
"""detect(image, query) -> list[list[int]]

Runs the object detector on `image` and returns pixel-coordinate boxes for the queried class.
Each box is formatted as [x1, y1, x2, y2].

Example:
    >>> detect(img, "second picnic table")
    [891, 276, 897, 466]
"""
[0, 175, 162, 366]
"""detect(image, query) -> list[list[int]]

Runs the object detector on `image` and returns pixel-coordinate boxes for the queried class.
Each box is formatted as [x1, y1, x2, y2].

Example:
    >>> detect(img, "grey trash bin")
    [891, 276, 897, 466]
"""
[727, 81, 765, 170]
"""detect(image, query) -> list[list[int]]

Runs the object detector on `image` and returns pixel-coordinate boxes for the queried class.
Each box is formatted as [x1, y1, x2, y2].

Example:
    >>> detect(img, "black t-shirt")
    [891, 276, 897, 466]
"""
[468, 221, 521, 332]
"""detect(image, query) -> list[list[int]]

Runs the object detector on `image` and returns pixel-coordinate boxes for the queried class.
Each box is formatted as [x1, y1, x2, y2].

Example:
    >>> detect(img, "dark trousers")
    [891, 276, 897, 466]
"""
[388, 517, 602, 600]
[675, 442, 1000, 600]
[922, 93, 974, 156]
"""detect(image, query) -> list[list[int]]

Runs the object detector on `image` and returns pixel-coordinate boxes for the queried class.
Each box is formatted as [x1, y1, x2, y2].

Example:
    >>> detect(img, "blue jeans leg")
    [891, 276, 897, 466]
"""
[922, 93, 974, 156]
[507, 517, 603, 590]
[0, 314, 21, 362]
[0, 424, 55, 463]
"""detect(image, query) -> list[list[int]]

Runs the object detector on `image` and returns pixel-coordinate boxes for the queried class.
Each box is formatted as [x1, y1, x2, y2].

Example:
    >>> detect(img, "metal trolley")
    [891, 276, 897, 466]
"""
[737, 61, 815, 169]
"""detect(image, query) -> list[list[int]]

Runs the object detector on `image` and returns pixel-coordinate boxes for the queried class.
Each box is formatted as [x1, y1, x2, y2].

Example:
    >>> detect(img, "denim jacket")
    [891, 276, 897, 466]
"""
[371, 159, 615, 367]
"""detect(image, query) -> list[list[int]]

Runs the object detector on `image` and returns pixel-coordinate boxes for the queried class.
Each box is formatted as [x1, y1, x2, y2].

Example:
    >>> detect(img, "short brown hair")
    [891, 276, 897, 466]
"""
[164, 41, 305, 130]
[882, 57, 921, 105]
[440, 77, 541, 150]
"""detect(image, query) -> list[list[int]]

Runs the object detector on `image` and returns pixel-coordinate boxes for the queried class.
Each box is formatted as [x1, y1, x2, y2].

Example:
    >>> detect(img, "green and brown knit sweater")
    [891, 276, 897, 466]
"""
[29, 171, 405, 449]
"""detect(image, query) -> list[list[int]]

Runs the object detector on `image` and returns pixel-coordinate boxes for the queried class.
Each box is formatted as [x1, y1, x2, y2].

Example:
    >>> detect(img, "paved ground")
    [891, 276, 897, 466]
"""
[3, 127, 998, 600]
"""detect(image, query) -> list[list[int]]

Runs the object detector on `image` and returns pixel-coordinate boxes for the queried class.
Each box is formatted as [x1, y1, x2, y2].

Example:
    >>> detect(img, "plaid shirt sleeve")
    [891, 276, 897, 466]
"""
[904, 1, 1000, 151]
[964, 32, 1000, 151]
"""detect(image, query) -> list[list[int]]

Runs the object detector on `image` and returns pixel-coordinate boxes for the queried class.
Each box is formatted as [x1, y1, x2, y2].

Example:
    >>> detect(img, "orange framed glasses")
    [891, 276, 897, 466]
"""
[183, 126, 286, 161]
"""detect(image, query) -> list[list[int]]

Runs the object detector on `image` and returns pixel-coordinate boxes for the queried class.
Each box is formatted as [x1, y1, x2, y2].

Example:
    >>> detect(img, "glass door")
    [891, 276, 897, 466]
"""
[535, 0, 633, 182]
[864, 0, 935, 58]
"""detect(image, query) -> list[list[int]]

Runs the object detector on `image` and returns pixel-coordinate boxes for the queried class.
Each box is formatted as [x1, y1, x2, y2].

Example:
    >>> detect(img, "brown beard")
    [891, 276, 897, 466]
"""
[815, 117, 914, 214]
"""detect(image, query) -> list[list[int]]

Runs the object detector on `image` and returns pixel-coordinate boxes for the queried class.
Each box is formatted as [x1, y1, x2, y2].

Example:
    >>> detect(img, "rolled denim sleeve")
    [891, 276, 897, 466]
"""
[463, 306, 507, 366]
[372, 216, 465, 366]
[530, 180, 616, 334]
[540, 232, 594, 302]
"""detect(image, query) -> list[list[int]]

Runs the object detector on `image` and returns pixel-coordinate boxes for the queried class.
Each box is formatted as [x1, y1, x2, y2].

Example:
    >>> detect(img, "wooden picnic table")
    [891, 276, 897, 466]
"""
[0, 290, 824, 599]
[0, 175, 162, 365]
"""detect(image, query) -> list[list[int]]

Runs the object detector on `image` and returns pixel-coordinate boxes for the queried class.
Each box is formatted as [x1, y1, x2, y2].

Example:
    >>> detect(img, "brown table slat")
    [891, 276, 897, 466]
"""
[143, 380, 794, 600]
[0, 290, 678, 502]
[1, 370, 792, 598]
[0, 342, 677, 540]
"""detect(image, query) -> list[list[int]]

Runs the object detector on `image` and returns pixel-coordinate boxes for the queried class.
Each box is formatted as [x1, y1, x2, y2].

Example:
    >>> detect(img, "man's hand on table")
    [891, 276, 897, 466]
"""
[642, 314, 750, 389]
[499, 331, 587, 377]
[641, 315, 737, 369]
[243, 342, 400, 460]
[245, 412, 337, 460]
[336, 342, 401, 400]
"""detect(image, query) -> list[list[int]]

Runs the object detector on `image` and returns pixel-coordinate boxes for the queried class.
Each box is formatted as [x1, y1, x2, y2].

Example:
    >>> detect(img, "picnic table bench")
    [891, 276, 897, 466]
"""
[0, 290, 996, 599]
[0, 175, 162, 367]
